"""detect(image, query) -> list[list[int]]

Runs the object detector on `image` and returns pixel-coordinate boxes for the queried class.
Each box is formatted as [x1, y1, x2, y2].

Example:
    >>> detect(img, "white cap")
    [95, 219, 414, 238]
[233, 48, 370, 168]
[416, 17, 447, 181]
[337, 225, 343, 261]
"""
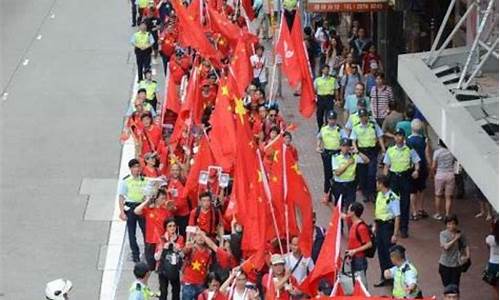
[45, 279, 72, 300]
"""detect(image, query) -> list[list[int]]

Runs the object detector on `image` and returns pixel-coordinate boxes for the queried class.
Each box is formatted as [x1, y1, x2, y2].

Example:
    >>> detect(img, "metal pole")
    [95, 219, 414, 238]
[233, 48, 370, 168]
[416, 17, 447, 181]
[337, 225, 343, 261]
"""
[426, 0, 456, 62]
[464, 37, 499, 87]
[457, 0, 495, 89]
[428, 2, 477, 66]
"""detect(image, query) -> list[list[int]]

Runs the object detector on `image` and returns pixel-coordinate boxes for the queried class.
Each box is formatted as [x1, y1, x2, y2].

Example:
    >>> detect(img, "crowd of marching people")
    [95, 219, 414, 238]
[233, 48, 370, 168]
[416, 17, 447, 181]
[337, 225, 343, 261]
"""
[116, 1, 499, 300]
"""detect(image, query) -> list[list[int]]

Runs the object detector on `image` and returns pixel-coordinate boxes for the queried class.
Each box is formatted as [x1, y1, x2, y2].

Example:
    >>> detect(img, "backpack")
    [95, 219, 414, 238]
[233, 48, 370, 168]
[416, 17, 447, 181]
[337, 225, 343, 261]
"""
[159, 247, 182, 280]
[355, 221, 377, 258]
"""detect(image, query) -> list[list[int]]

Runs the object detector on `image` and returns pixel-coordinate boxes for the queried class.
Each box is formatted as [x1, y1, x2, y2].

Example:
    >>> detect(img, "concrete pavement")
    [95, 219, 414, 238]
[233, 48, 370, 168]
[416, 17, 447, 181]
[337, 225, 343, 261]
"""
[1, 0, 135, 298]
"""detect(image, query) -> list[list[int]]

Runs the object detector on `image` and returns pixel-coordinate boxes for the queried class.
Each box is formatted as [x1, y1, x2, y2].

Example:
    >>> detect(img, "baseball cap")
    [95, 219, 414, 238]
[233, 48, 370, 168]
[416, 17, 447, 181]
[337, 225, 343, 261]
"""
[443, 284, 460, 295]
[394, 128, 406, 136]
[358, 108, 369, 117]
[326, 110, 337, 119]
[340, 137, 351, 147]
[45, 279, 72, 300]
[271, 254, 285, 265]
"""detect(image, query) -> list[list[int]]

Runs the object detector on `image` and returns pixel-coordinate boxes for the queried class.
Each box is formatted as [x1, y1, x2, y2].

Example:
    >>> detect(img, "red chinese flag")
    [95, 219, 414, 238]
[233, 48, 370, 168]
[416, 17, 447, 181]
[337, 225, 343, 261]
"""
[290, 12, 315, 118]
[209, 77, 237, 172]
[352, 277, 371, 297]
[171, 0, 222, 64]
[187, 0, 200, 24]
[181, 66, 204, 124]
[284, 150, 313, 257]
[299, 201, 342, 296]
[233, 107, 269, 270]
[165, 69, 181, 114]
[230, 37, 253, 97]
[265, 137, 287, 239]
[275, 16, 301, 88]
[207, 6, 242, 46]
[181, 136, 215, 208]
[241, 0, 255, 20]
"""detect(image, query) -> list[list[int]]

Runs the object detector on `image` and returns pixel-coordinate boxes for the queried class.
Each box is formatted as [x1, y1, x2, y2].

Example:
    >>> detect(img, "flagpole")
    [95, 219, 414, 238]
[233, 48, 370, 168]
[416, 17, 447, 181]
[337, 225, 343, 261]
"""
[282, 142, 290, 253]
[257, 149, 284, 255]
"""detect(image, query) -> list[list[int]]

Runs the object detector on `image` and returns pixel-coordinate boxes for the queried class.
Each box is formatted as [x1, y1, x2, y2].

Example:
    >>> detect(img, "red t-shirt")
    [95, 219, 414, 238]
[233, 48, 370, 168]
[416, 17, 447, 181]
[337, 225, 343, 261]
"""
[143, 165, 160, 178]
[168, 178, 190, 216]
[262, 273, 298, 300]
[140, 125, 162, 156]
[188, 207, 220, 235]
[143, 207, 172, 244]
[216, 248, 237, 269]
[347, 221, 371, 258]
[182, 247, 212, 285]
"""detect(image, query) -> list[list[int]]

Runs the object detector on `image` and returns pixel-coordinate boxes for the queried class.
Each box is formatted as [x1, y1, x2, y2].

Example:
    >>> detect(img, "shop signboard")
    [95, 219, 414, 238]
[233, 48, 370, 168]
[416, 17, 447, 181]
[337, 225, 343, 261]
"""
[306, 0, 389, 12]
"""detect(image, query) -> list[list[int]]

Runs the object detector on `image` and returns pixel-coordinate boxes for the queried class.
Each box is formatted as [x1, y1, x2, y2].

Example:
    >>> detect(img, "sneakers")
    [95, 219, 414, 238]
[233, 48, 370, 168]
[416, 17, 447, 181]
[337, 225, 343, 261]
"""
[433, 213, 443, 221]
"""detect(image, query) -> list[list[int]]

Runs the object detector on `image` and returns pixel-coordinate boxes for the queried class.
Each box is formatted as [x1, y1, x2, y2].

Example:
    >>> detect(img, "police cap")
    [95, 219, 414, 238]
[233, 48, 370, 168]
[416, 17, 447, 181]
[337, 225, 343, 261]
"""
[326, 110, 337, 119]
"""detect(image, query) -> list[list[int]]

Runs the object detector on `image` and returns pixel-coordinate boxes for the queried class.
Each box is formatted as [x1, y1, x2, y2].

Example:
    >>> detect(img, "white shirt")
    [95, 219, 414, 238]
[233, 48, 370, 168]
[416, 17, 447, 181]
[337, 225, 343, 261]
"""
[284, 253, 314, 283]
[486, 235, 499, 264]
[231, 288, 249, 300]
[250, 54, 267, 83]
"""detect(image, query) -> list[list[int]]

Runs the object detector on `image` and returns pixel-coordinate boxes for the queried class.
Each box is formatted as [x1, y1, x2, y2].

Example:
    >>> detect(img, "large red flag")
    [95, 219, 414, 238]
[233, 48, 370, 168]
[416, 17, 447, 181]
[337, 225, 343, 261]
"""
[230, 37, 253, 97]
[290, 12, 315, 118]
[299, 200, 342, 296]
[207, 6, 242, 46]
[187, 0, 201, 24]
[171, 0, 222, 64]
[284, 149, 313, 257]
[209, 76, 237, 172]
[181, 135, 215, 208]
[165, 66, 182, 114]
[241, 0, 255, 20]
[275, 15, 301, 88]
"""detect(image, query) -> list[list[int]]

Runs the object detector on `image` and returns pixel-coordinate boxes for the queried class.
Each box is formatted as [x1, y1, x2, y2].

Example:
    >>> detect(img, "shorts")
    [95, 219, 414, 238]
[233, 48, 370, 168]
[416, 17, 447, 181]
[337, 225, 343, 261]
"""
[435, 172, 455, 197]
[411, 169, 428, 193]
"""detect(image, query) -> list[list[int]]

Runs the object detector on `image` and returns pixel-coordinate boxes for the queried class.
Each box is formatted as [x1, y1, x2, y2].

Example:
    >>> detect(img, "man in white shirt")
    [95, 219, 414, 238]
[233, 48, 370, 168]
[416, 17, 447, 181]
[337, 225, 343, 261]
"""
[250, 45, 268, 91]
[284, 236, 315, 283]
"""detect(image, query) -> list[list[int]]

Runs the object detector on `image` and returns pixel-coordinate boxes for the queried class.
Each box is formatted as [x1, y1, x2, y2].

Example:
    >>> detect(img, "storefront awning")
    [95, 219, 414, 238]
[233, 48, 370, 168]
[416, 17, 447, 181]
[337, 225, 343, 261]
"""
[306, 0, 388, 12]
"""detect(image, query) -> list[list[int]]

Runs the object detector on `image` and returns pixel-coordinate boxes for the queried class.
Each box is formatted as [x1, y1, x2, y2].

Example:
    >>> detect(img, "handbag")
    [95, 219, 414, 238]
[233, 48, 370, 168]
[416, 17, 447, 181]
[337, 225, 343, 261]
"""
[482, 268, 498, 285]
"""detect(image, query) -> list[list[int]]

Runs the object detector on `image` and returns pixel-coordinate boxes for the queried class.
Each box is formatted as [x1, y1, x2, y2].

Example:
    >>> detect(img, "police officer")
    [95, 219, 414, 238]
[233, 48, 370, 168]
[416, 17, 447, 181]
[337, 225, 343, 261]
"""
[136, 0, 150, 25]
[317, 110, 344, 203]
[131, 21, 154, 82]
[138, 69, 159, 110]
[383, 128, 420, 239]
[350, 108, 386, 203]
[344, 98, 370, 135]
[119, 158, 148, 262]
[314, 65, 339, 130]
[373, 174, 401, 288]
[129, 262, 155, 300]
[384, 245, 422, 299]
[331, 138, 369, 209]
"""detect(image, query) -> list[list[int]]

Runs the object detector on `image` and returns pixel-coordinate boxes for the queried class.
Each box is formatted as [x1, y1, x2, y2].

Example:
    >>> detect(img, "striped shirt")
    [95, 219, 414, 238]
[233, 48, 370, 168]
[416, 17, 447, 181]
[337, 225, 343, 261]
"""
[370, 85, 394, 119]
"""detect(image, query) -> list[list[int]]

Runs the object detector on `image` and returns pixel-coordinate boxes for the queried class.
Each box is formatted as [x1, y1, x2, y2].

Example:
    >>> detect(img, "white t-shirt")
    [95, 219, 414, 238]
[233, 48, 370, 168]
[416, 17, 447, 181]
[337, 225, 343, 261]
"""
[486, 235, 499, 264]
[250, 54, 267, 83]
[231, 288, 249, 300]
[284, 253, 314, 283]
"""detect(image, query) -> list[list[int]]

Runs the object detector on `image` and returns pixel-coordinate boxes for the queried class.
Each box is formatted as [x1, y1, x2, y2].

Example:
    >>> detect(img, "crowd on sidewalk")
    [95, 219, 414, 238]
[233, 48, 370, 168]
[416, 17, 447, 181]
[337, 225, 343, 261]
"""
[83, 1, 500, 300]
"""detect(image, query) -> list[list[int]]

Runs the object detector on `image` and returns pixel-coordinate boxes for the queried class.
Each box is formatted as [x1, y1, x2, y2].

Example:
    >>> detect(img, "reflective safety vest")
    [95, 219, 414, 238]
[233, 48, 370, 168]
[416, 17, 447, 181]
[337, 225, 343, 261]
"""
[138, 0, 149, 8]
[124, 175, 147, 203]
[316, 76, 336, 96]
[334, 154, 358, 182]
[387, 145, 412, 173]
[348, 113, 360, 128]
[129, 281, 153, 300]
[283, 0, 298, 10]
[353, 122, 377, 148]
[139, 80, 157, 100]
[320, 125, 341, 150]
[375, 190, 399, 221]
[393, 262, 420, 298]
[134, 31, 151, 48]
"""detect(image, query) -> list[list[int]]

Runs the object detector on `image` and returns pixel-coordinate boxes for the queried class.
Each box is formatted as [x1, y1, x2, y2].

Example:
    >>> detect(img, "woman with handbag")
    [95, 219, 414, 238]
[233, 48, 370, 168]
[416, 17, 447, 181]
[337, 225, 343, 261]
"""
[438, 215, 470, 290]
[483, 220, 498, 293]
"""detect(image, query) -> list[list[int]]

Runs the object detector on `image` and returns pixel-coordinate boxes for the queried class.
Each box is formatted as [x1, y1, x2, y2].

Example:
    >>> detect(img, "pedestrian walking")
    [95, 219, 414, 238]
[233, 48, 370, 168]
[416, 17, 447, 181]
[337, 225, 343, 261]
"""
[431, 139, 456, 220]
[313, 65, 338, 130]
[182, 232, 214, 300]
[285, 236, 315, 284]
[439, 215, 469, 290]
[350, 108, 385, 203]
[316, 110, 344, 202]
[138, 69, 159, 110]
[343, 82, 370, 119]
[250, 45, 268, 92]
[331, 138, 370, 209]
[384, 245, 422, 298]
[131, 21, 154, 82]
[369, 73, 393, 125]
[156, 218, 184, 300]
[383, 128, 420, 238]
[349, 28, 372, 64]
[119, 158, 148, 262]
[484, 220, 499, 294]
[340, 63, 363, 103]
[373, 175, 400, 288]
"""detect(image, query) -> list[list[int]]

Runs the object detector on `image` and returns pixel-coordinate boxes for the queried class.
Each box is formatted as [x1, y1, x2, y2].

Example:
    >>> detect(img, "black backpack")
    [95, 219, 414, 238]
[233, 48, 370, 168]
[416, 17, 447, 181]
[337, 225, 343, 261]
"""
[159, 247, 182, 279]
[355, 221, 377, 258]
